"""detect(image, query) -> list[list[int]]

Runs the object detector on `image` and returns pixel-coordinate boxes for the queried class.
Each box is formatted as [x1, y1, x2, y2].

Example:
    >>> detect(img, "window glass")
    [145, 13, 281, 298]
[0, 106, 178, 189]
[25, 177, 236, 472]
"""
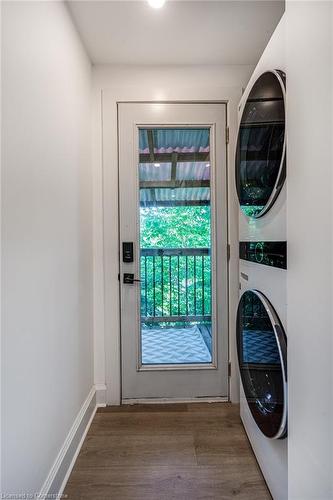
[139, 128, 214, 365]
[237, 290, 287, 438]
[235, 71, 286, 218]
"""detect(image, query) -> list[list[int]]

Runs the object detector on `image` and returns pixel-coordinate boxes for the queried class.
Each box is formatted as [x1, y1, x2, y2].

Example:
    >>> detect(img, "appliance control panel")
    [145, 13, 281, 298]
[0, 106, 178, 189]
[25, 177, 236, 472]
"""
[239, 241, 287, 269]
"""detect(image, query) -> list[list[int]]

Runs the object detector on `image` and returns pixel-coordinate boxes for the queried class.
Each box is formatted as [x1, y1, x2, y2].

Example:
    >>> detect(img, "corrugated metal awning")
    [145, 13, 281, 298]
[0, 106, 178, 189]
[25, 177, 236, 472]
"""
[139, 128, 210, 154]
[139, 128, 211, 206]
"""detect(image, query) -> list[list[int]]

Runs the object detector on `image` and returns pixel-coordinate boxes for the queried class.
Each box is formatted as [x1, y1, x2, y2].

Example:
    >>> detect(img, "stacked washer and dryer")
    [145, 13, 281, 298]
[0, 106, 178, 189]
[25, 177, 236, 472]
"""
[235, 32, 288, 500]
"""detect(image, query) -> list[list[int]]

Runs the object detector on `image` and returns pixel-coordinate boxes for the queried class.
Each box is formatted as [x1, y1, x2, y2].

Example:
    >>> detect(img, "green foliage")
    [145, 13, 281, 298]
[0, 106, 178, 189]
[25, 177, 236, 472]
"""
[140, 206, 211, 248]
[140, 254, 211, 320]
[140, 206, 212, 324]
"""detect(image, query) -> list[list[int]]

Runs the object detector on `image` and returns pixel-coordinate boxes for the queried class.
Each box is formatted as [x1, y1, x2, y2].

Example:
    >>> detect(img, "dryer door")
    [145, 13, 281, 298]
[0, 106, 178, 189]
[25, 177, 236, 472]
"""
[237, 289, 287, 439]
[235, 70, 286, 218]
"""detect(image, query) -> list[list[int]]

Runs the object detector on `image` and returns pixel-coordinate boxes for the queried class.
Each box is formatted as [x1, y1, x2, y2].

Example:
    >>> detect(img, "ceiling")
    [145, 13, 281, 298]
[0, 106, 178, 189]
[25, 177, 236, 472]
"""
[68, 0, 285, 66]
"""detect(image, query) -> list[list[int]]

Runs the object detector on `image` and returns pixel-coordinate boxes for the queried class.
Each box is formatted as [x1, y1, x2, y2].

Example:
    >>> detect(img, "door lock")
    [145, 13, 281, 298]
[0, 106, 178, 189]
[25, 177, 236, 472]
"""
[122, 242, 134, 263]
[123, 273, 141, 284]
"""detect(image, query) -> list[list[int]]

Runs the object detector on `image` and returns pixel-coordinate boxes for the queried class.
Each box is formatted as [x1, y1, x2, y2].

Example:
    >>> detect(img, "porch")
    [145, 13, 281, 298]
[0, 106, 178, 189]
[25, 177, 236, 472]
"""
[140, 247, 212, 364]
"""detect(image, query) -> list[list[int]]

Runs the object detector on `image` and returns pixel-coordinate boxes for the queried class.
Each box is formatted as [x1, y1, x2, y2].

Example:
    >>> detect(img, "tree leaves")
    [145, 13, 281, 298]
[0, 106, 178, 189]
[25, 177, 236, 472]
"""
[140, 206, 211, 248]
[140, 206, 212, 323]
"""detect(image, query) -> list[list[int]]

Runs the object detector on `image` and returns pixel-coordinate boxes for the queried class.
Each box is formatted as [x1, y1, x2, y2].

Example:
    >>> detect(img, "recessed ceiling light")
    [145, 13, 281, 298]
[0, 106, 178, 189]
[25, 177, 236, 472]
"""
[148, 0, 166, 8]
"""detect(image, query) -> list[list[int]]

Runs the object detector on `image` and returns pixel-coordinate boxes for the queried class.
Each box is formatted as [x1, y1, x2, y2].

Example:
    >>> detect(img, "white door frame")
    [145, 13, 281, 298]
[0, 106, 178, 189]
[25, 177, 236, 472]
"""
[101, 86, 241, 405]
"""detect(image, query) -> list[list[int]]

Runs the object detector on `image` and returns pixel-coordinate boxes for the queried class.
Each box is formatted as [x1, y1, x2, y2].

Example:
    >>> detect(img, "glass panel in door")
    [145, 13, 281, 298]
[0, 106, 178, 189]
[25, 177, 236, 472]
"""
[139, 128, 213, 365]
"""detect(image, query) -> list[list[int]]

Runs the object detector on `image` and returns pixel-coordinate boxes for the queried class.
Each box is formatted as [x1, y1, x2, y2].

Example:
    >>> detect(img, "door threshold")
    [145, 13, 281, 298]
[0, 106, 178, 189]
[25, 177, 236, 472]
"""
[122, 396, 229, 405]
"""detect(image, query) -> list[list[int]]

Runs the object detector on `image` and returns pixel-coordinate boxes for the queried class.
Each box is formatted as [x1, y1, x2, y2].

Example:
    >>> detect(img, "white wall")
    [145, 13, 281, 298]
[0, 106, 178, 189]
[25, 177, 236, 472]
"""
[1, 1, 93, 494]
[92, 64, 254, 404]
[286, 2, 333, 499]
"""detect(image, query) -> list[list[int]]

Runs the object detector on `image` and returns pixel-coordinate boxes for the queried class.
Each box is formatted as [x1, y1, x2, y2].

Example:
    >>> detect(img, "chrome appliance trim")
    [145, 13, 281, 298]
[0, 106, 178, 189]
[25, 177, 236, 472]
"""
[235, 69, 286, 219]
[237, 288, 287, 439]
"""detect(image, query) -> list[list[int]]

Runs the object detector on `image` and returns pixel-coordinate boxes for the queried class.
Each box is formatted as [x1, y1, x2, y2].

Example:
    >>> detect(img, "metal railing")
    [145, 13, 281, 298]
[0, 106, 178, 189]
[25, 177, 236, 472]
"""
[140, 248, 211, 324]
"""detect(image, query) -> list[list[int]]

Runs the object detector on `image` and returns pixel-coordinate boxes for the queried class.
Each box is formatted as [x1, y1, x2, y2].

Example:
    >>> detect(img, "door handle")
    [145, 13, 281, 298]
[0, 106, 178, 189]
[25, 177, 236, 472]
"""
[123, 273, 141, 284]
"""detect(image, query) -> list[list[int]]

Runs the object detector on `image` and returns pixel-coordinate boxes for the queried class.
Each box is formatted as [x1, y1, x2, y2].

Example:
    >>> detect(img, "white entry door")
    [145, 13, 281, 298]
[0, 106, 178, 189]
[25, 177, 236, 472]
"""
[118, 102, 228, 401]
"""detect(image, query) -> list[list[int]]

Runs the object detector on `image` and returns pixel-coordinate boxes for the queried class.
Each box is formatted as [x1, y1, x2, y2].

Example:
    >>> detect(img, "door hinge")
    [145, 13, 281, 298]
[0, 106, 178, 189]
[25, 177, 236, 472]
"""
[118, 273, 120, 282]
[226, 126, 230, 145]
[228, 362, 232, 377]
[227, 243, 231, 261]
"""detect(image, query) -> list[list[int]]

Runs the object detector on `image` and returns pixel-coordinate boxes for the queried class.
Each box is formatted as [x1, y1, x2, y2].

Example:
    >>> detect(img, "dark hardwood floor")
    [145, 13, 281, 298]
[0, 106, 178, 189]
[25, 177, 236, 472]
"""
[64, 403, 271, 499]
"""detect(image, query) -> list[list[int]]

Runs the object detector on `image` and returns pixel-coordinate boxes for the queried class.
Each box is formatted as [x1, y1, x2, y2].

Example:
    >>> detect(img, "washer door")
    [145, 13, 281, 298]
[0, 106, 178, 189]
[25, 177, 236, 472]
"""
[237, 289, 287, 439]
[235, 70, 286, 218]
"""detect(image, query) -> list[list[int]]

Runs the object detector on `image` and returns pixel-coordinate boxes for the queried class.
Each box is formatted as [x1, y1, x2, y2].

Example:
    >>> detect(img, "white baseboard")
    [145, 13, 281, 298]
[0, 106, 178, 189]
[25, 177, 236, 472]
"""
[95, 383, 107, 406]
[39, 385, 99, 499]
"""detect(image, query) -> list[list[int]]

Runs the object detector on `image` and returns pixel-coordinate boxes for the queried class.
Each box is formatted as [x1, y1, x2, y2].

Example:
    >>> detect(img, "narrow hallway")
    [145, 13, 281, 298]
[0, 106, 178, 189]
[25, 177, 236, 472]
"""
[3, 2, 333, 498]
[64, 403, 270, 499]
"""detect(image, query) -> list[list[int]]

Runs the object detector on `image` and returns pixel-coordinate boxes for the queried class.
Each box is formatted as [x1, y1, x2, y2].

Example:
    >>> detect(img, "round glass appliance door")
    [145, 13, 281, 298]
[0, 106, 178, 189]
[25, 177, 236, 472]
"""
[235, 70, 286, 218]
[237, 289, 287, 439]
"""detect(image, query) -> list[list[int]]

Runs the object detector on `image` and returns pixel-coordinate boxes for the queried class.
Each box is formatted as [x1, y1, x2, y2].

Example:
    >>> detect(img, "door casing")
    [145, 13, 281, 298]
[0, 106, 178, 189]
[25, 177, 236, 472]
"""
[100, 88, 242, 405]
